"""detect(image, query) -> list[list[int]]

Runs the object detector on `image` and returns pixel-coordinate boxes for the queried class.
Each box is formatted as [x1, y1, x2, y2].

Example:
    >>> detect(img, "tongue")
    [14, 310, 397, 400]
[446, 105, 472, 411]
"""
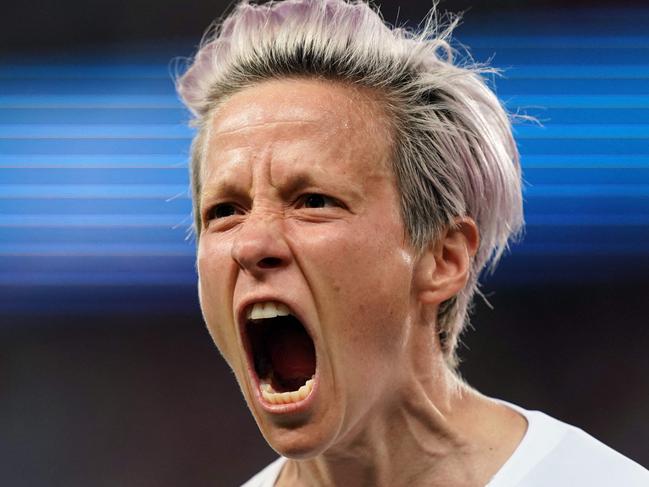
[268, 323, 315, 387]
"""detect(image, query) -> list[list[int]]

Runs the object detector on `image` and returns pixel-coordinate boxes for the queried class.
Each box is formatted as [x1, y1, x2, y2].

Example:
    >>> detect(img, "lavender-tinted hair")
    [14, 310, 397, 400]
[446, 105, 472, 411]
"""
[176, 0, 524, 369]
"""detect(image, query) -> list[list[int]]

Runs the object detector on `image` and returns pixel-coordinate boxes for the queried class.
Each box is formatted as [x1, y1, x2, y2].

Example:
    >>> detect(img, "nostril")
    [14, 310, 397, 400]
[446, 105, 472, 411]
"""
[258, 257, 283, 269]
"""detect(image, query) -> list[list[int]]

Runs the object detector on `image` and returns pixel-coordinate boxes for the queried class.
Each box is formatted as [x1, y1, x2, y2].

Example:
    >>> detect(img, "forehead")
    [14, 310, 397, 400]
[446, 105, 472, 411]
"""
[211, 77, 389, 136]
[202, 78, 394, 180]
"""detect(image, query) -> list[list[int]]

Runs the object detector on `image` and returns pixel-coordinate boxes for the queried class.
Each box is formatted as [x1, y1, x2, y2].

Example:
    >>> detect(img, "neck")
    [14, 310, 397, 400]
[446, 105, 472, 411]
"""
[276, 348, 527, 487]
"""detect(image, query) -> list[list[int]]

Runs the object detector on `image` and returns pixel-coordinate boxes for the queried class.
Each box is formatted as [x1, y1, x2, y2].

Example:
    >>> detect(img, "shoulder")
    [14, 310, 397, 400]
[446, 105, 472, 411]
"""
[240, 457, 287, 487]
[528, 421, 649, 486]
[490, 401, 649, 487]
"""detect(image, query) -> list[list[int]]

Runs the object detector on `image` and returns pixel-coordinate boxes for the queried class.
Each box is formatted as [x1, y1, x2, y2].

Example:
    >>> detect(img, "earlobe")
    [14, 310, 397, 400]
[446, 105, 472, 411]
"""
[415, 217, 480, 305]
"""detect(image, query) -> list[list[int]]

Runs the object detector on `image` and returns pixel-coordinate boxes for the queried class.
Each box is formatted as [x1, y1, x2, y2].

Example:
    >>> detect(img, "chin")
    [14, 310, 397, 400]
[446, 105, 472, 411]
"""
[256, 412, 338, 460]
[266, 428, 333, 459]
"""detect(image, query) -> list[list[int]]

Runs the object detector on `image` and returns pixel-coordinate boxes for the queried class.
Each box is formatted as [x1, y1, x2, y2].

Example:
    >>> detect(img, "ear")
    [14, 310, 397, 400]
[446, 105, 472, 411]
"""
[414, 217, 480, 305]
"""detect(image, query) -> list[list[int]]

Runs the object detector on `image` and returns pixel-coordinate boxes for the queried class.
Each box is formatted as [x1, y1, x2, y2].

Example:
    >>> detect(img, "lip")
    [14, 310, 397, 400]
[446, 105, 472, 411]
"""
[236, 296, 320, 415]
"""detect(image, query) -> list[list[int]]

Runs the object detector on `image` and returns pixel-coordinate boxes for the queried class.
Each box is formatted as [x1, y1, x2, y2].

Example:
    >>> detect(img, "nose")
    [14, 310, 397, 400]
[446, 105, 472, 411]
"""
[231, 214, 291, 277]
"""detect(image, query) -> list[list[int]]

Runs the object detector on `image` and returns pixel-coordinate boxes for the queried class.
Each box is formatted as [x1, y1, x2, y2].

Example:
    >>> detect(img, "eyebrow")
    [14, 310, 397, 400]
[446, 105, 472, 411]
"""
[200, 172, 326, 200]
[199, 180, 248, 207]
[199, 165, 364, 207]
[276, 169, 364, 204]
[276, 172, 318, 196]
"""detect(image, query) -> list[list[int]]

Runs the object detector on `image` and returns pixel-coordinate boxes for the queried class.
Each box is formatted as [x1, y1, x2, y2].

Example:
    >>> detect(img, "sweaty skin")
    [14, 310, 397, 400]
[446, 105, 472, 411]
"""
[197, 78, 527, 487]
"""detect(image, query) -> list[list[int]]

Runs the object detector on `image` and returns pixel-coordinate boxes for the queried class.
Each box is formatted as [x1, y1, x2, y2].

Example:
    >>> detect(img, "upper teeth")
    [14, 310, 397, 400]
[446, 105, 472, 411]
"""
[247, 301, 291, 320]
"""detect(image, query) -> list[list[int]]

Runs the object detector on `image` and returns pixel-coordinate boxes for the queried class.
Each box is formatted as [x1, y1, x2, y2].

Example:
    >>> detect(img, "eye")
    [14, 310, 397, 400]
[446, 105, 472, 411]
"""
[299, 194, 340, 209]
[205, 203, 241, 221]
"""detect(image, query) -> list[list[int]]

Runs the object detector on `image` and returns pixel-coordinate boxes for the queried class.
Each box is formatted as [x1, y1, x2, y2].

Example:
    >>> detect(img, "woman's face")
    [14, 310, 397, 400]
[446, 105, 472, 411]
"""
[196, 78, 424, 457]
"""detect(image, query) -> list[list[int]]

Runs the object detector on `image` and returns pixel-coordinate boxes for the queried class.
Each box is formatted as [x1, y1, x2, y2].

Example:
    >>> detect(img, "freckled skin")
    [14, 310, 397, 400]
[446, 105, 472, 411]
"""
[197, 79, 527, 486]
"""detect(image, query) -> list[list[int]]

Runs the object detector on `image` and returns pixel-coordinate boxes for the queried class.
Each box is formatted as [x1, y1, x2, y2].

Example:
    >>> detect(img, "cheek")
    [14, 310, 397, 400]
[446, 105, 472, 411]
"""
[197, 239, 238, 364]
[307, 220, 414, 354]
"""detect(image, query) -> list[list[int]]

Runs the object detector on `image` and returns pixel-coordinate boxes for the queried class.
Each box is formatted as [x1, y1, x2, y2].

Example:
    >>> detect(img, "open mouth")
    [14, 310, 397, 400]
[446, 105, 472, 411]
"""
[245, 302, 317, 405]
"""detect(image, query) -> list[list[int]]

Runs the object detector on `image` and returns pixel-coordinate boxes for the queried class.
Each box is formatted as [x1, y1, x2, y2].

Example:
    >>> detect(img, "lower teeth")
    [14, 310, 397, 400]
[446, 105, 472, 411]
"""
[260, 375, 315, 404]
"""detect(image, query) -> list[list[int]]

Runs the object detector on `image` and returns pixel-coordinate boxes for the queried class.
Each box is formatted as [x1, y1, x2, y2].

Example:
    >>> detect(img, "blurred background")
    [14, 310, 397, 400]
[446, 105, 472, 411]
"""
[1, 0, 648, 485]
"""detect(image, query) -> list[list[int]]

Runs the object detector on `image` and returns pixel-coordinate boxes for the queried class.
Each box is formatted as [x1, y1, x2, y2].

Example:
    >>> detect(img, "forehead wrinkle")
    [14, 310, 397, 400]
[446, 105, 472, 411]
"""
[202, 145, 281, 209]
[204, 119, 334, 187]
[201, 146, 251, 196]
[211, 119, 321, 138]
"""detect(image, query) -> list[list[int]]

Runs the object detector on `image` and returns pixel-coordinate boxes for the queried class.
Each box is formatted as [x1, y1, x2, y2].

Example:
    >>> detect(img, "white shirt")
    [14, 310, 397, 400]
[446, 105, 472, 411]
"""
[241, 401, 649, 486]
